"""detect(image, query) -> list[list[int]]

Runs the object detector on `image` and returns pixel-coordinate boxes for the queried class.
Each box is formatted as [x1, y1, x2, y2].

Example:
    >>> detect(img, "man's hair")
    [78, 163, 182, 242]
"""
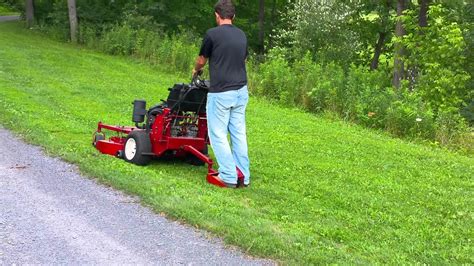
[214, 0, 235, 20]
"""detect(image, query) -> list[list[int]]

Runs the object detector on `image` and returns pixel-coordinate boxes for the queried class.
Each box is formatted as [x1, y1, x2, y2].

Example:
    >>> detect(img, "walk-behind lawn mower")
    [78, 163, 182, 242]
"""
[92, 74, 244, 188]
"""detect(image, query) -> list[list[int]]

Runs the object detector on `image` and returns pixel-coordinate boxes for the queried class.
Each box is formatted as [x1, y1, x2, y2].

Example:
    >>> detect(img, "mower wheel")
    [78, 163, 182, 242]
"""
[124, 130, 152, 166]
[92, 133, 105, 147]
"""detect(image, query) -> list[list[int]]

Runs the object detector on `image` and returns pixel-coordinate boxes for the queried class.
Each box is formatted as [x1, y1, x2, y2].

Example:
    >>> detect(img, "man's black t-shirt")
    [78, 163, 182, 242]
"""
[199, 24, 248, 93]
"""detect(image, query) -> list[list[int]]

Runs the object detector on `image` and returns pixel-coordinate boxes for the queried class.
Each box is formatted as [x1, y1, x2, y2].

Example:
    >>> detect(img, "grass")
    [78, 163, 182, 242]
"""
[1, 21, 473, 264]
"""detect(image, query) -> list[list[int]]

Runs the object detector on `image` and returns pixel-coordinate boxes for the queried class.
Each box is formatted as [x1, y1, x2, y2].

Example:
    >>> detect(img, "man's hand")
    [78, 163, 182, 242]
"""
[192, 68, 203, 78]
[193, 56, 208, 77]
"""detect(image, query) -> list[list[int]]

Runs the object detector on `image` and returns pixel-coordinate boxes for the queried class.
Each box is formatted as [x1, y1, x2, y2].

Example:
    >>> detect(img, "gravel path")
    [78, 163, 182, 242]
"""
[0, 128, 272, 264]
[0, 16, 19, 22]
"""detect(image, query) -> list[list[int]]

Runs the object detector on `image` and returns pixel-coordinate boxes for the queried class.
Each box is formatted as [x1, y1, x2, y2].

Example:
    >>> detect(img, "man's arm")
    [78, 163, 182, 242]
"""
[192, 56, 208, 77]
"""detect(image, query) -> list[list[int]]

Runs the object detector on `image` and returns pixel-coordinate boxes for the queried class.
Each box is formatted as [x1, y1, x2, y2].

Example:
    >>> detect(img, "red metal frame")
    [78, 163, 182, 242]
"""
[94, 107, 244, 188]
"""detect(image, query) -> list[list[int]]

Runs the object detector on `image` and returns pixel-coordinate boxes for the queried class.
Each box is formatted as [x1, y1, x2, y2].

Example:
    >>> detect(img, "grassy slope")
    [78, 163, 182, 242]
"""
[0, 22, 473, 264]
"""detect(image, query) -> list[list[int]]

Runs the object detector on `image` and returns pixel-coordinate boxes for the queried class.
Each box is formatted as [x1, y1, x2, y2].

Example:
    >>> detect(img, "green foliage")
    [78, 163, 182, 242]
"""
[402, 5, 471, 113]
[1, 23, 474, 263]
[385, 91, 436, 139]
[271, 0, 393, 66]
[461, 101, 474, 125]
[0, 1, 18, 15]
[79, 14, 197, 74]
[256, 52, 293, 103]
[272, 0, 357, 63]
[101, 23, 136, 55]
[15, 0, 285, 53]
[250, 49, 472, 149]
[435, 107, 472, 150]
[0, 0, 20, 13]
[345, 66, 392, 127]
[305, 62, 345, 114]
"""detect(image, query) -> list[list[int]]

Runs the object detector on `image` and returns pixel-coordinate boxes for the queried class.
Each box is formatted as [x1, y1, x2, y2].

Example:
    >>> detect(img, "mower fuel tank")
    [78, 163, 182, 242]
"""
[132, 99, 147, 123]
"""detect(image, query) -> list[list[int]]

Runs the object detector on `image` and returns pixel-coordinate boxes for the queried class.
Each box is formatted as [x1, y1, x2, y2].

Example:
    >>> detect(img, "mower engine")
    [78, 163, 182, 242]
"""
[92, 74, 244, 188]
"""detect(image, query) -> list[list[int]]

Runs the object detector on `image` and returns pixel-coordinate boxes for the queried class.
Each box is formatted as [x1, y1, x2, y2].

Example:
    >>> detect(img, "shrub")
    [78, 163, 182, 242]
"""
[435, 107, 471, 147]
[257, 52, 294, 103]
[85, 13, 197, 74]
[79, 22, 101, 48]
[291, 53, 321, 110]
[305, 62, 345, 114]
[346, 66, 393, 127]
[460, 100, 474, 126]
[402, 5, 471, 113]
[101, 23, 135, 55]
[133, 28, 157, 59]
[385, 91, 436, 139]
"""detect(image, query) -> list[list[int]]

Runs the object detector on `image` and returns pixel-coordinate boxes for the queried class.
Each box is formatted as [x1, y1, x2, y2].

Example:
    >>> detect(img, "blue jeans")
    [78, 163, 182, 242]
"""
[206, 86, 250, 185]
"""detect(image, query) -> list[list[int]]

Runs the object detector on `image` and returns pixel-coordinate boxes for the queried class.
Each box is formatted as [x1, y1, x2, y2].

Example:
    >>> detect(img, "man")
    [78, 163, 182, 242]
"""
[192, 0, 250, 188]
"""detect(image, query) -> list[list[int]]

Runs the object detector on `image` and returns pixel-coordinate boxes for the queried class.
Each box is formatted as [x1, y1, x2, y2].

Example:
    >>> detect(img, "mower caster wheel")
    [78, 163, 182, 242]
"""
[124, 130, 152, 166]
[92, 132, 105, 147]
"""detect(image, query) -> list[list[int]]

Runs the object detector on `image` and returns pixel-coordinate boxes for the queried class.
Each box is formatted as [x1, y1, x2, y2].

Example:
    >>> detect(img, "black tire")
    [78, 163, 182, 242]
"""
[92, 133, 105, 147]
[123, 130, 152, 166]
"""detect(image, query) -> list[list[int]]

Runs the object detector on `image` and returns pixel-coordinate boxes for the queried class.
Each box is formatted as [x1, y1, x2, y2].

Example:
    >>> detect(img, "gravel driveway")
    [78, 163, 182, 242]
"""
[0, 128, 272, 264]
[0, 16, 19, 22]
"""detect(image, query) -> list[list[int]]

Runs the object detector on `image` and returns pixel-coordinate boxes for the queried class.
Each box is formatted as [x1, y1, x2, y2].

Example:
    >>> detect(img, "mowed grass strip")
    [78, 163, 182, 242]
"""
[0, 22, 473, 264]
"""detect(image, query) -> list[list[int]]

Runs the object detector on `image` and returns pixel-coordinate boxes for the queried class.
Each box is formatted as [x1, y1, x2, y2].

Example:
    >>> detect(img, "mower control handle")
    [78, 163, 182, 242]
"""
[191, 70, 207, 88]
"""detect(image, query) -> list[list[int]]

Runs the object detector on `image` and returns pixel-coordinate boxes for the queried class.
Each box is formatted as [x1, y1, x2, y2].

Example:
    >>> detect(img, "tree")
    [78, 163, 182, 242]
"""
[370, 32, 386, 70]
[369, 0, 394, 70]
[258, 0, 265, 54]
[393, 0, 407, 89]
[67, 0, 78, 43]
[418, 0, 430, 28]
[271, 0, 364, 64]
[25, 0, 34, 28]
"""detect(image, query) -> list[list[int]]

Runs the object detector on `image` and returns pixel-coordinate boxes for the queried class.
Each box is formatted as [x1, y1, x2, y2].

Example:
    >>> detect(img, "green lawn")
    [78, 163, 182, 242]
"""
[0, 22, 473, 264]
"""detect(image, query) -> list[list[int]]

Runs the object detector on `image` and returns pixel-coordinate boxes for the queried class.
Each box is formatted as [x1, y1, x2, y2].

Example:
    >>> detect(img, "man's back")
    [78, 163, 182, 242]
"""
[192, 0, 251, 188]
[200, 25, 248, 93]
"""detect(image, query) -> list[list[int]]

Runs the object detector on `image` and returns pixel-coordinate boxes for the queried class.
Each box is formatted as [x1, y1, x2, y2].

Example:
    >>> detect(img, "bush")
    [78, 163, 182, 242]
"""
[345, 65, 391, 125]
[79, 22, 101, 48]
[460, 100, 474, 125]
[257, 52, 294, 103]
[385, 91, 436, 139]
[402, 5, 471, 113]
[252, 51, 464, 143]
[79, 14, 197, 74]
[435, 107, 471, 147]
[305, 62, 345, 114]
[0, 1, 18, 15]
[291, 53, 321, 110]
[101, 23, 136, 55]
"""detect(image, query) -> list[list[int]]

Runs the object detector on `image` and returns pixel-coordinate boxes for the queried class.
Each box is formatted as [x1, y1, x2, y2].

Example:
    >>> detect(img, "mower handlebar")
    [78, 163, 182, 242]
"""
[193, 69, 203, 78]
[191, 70, 207, 89]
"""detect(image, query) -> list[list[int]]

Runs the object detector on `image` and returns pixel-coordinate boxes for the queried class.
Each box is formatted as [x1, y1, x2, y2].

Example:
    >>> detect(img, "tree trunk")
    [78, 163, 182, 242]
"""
[268, 0, 277, 49]
[67, 0, 78, 43]
[258, 0, 265, 54]
[25, 0, 34, 28]
[370, 32, 386, 70]
[392, 0, 407, 89]
[418, 0, 430, 28]
[407, 0, 430, 89]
